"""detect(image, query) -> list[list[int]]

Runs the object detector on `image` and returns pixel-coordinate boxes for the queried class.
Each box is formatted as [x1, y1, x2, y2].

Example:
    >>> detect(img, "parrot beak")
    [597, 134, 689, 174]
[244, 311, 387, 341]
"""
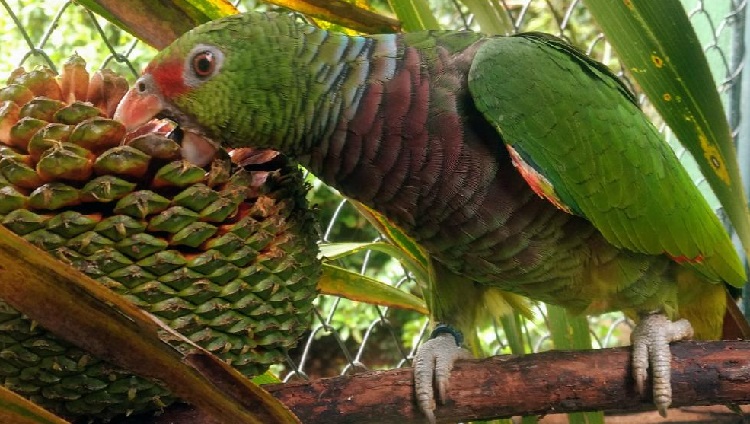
[114, 84, 164, 132]
[114, 76, 219, 167]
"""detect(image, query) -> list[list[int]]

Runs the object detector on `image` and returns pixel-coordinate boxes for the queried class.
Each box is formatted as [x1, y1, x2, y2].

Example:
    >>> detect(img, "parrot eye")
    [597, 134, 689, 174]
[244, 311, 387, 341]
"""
[183, 45, 223, 87]
[192, 51, 216, 78]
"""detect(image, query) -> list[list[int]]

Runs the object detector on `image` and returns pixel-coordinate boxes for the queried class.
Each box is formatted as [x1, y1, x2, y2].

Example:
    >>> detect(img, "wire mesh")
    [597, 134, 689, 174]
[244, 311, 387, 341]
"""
[0, 0, 746, 412]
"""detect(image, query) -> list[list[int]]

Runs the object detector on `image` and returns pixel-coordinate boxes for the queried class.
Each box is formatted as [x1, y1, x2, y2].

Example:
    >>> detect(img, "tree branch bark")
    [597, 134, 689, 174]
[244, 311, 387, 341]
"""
[126, 341, 750, 424]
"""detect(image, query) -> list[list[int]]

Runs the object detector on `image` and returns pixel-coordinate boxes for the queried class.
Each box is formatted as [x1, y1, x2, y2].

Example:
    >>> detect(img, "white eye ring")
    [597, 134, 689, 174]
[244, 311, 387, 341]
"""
[183, 44, 224, 86]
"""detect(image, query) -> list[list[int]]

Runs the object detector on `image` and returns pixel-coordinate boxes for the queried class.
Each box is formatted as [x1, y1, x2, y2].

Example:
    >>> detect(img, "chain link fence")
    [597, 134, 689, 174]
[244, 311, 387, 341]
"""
[0, 0, 747, 417]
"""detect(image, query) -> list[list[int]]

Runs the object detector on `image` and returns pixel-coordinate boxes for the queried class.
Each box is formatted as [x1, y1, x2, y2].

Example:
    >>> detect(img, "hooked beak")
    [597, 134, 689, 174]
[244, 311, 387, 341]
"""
[114, 75, 219, 166]
[114, 79, 164, 132]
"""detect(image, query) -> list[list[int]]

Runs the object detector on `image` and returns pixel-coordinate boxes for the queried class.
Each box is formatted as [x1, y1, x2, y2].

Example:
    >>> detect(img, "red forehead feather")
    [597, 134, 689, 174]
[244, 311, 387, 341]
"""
[146, 57, 189, 98]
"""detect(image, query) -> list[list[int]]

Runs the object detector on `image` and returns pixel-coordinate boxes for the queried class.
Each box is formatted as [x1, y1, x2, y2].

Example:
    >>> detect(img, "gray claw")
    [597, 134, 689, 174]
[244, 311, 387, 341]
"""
[414, 332, 472, 423]
[631, 313, 694, 417]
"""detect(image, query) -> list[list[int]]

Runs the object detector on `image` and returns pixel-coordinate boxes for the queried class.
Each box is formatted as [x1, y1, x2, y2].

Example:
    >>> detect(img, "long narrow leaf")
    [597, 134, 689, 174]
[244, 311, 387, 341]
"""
[78, 0, 239, 48]
[584, 0, 750, 258]
[0, 386, 68, 424]
[82, 0, 399, 49]
[460, 0, 513, 34]
[267, 0, 400, 33]
[319, 263, 428, 314]
[350, 201, 430, 271]
[499, 312, 526, 355]
[0, 226, 299, 424]
[547, 306, 592, 350]
[496, 312, 535, 424]
[547, 305, 604, 424]
[320, 241, 428, 283]
[387, 0, 440, 31]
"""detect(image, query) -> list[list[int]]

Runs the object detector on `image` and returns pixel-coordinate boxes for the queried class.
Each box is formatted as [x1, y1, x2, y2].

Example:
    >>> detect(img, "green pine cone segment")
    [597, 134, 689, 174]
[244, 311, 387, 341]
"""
[0, 56, 320, 419]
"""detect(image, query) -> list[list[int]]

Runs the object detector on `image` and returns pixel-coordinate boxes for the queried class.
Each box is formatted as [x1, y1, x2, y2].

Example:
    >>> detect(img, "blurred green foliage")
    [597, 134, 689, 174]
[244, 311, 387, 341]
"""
[0, 0, 152, 78]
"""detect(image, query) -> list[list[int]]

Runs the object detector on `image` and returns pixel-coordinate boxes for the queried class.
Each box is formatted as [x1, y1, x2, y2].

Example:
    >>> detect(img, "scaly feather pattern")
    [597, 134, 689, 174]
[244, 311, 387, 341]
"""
[120, 12, 745, 341]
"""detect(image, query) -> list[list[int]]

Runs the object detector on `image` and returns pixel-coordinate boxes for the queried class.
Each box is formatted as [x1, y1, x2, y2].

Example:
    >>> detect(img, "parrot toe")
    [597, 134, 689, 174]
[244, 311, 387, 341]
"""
[413, 327, 472, 423]
[631, 313, 694, 417]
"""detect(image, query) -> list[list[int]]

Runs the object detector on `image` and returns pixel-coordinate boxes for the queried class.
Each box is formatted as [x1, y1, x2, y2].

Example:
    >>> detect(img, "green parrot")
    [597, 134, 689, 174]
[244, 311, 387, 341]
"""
[114, 12, 748, 422]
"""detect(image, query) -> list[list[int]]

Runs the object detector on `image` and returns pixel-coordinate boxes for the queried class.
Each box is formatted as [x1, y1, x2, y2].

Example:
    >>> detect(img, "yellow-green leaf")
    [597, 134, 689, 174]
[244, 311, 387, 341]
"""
[0, 385, 68, 424]
[459, 0, 513, 35]
[78, 0, 240, 48]
[499, 312, 526, 355]
[350, 200, 429, 272]
[320, 241, 428, 284]
[387, 0, 439, 31]
[547, 304, 604, 424]
[253, 371, 282, 385]
[267, 0, 400, 34]
[81, 0, 400, 51]
[319, 263, 428, 314]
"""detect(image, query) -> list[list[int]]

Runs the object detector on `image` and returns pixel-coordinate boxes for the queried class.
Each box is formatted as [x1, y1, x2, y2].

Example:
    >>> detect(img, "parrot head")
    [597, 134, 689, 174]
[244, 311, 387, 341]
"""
[115, 13, 305, 164]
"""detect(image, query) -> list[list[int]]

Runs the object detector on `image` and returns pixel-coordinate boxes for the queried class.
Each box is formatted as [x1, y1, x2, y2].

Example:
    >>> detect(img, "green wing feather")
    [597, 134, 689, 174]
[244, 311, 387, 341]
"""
[467, 32, 744, 287]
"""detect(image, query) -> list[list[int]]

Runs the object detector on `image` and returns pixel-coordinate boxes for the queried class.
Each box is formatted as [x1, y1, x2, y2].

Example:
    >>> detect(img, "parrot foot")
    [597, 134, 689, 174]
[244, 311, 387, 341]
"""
[631, 313, 694, 417]
[413, 325, 473, 424]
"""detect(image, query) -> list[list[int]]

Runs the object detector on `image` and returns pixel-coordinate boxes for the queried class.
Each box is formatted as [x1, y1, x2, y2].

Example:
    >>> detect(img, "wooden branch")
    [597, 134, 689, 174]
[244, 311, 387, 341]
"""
[123, 341, 750, 424]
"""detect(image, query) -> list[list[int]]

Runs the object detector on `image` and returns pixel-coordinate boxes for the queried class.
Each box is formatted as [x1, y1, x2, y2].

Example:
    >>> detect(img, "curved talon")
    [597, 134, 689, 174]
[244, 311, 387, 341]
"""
[631, 313, 694, 417]
[414, 332, 472, 424]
